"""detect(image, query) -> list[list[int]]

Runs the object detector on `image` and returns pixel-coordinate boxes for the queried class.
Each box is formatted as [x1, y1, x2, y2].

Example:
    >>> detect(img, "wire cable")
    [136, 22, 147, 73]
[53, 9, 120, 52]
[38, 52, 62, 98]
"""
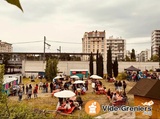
[11, 40, 42, 44]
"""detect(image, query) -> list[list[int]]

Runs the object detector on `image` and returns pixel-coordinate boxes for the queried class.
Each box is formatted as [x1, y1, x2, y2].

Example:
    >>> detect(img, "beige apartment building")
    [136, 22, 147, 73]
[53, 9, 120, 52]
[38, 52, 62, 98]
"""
[82, 30, 107, 61]
[0, 40, 12, 52]
[137, 49, 151, 62]
[151, 30, 160, 56]
[107, 37, 126, 61]
[82, 30, 126, 61]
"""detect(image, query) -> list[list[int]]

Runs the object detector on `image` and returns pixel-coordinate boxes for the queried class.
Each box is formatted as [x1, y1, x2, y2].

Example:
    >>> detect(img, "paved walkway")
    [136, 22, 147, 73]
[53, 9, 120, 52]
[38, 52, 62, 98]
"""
[95, 111, 135, 119]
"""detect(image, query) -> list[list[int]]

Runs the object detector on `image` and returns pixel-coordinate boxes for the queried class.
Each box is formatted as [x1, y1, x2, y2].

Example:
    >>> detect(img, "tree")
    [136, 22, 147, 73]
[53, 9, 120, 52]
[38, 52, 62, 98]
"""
[131, 49, 136, 61]
[45, 59, 58, 82]
[89, 52, 94, 76]
[151, 54, 159, 62]
[70, 56, 81, 61]
[107, 46, 112, 78]
[2, 54, 11, 74]
[98, 54, 104, 78]
[96, 50, 99, 75]
[6, 0, 23, 11]
[59, 54, 71, 61]
[113, 57, 118, 78]
[0, 64, 4, 99]
[125, 55, 130, 61]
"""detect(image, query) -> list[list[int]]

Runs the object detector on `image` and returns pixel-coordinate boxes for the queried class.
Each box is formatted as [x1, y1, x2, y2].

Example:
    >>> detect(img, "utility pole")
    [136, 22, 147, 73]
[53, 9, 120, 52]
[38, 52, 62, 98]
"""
[57, 46, 61, 53]
[43, 36, 51, 63]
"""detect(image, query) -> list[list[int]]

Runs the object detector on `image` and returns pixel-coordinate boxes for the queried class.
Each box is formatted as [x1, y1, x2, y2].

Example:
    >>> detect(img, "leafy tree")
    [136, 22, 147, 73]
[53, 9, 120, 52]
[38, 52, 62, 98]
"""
[6, 0, 23, 11]
[89, 52, 94, 75]
[107, 46, 112, 78]
[98, 54, 104, 78]
[113, 57, 118, 78]
[59, 54, 71, 61]
[0, 64, 4, 99]
[96, 50, 99, 75]
[45, 59, 58, 82]
[2, 54, 11, 74]
[0, 65, 51, 118]
[125, 55, 130, 61]
[70, 56, 81, 61]
[151, 54, 159, 62]
[130, 49, 136, 61]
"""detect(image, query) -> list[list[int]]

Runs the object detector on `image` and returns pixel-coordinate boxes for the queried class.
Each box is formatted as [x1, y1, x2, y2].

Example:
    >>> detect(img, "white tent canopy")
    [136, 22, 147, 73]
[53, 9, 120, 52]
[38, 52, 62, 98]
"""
[70, 75, 80, 79]
[3, 77, 17, 85]
[90, 75, 103, 79]
[53, 76, 62, 79]
[54, 90, 75, 98]
[73, 80, 85, 84]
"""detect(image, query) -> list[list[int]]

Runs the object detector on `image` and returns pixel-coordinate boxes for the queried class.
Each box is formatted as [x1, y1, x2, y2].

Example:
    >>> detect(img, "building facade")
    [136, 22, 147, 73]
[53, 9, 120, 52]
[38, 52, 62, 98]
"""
[151, 30, 160, 56]
[138, 49, 151, 62]
[0, 40, 12, 52]
[82, 30, 107, 61]
[82, 31, 126, 61]
[106, 37, 126, 61]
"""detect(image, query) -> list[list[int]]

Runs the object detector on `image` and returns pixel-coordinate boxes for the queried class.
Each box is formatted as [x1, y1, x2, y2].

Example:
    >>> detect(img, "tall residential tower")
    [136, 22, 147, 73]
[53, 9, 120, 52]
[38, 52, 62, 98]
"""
[151, 30, 160, 56]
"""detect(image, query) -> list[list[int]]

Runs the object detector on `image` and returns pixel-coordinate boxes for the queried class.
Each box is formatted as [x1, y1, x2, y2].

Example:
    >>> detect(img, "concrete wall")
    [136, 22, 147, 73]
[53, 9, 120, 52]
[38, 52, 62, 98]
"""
[22, 60, 159, 76]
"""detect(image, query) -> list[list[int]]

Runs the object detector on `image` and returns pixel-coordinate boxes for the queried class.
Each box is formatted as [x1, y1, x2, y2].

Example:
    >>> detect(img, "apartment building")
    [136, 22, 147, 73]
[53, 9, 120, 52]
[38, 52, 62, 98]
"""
[126, 50, 131, 59]
[82, 31, 126, 61]
[106, 37, 126, 61]
[138, 49, 151, 62]
[82, 30, 107, 61]
[151, 30, 160, 56]
[0, 40, 12, 52]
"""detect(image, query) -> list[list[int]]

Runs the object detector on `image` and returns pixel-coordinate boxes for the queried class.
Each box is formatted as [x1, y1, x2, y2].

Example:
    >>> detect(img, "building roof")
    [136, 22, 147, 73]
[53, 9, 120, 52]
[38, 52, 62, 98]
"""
[87, 30, 105, 38]
[124, 65, 140, 71]
[128, 79, 160, 100]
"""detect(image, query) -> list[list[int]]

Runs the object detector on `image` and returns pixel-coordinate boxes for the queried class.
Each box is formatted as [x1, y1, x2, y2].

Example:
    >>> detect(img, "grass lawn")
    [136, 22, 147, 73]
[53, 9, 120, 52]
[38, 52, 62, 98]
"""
[8, 78, 136, 119]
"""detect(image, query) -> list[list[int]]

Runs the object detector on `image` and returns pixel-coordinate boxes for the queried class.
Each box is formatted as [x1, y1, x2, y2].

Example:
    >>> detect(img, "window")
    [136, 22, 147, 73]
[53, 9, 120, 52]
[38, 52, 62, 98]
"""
[93, 32, 95, 37]
[97, 32, 100, 37]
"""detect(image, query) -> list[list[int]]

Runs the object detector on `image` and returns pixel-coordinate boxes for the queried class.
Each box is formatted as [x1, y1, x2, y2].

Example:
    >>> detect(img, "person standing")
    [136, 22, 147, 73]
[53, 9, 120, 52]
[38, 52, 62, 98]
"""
[114, 81, 118, 90]
[39, 81, 43, 90]
[46, 82, 48, 93]
[123, 81, 127, 93]
[50, 82, 53, 93]
[76, 93, 83, 109]
[91, 80, 96, 93]
[43, 83, 46, 93]
[28, 87, 32, 99]
[33, 87, 38, 98]
[85, 80, 88, 91]
[22, 84, 25, 94]
[26, 84, 28, 95]
[18, 88, 23, 101]
[118, 81, 122, 92]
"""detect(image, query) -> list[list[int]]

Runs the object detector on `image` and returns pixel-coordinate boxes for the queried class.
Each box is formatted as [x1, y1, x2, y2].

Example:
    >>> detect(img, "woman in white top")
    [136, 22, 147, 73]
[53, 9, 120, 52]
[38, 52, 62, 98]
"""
[64, 101, 71, 110]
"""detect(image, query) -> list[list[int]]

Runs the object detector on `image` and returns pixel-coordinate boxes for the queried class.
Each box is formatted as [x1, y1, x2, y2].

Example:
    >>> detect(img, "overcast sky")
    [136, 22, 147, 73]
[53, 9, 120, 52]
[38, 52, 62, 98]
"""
[1, 0, 160, 54]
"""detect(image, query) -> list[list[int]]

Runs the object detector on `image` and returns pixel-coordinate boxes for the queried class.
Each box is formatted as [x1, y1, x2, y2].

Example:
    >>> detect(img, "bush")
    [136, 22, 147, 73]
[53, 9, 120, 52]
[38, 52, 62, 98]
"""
[117, 72, 127, 80]
[149, 69, 153, 72]
[0, 100, 51, 119]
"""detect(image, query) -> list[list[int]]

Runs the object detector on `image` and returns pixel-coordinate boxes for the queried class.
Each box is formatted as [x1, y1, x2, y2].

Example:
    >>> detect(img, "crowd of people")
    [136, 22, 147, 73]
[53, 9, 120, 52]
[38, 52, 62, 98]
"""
[9, 75, 129, 109]
[106, 80, 127, 104]
[56, 92, 83, 112]
[126, 70, 160, 81]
